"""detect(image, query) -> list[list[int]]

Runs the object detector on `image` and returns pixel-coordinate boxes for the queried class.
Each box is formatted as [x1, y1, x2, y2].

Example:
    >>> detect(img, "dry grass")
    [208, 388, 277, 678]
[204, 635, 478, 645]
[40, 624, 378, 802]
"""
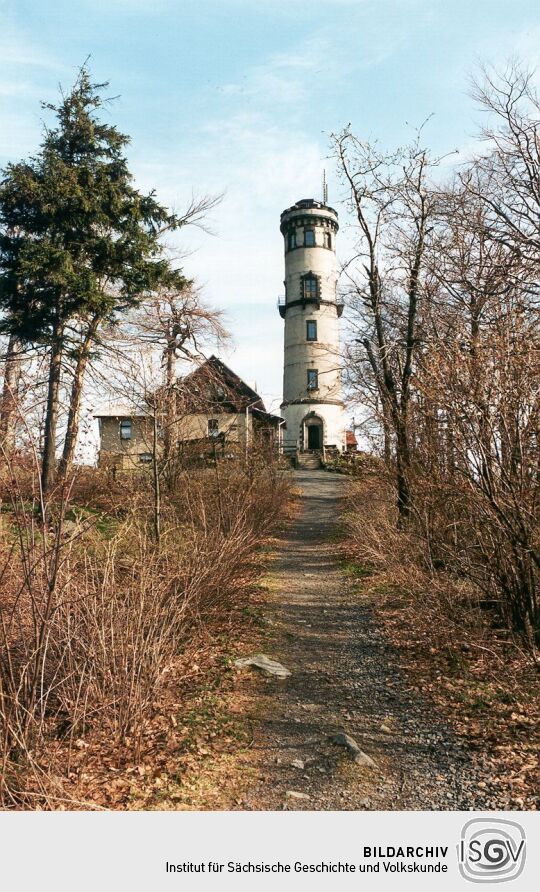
[0, 458, 290, 809]
[343, 468, 539, 810]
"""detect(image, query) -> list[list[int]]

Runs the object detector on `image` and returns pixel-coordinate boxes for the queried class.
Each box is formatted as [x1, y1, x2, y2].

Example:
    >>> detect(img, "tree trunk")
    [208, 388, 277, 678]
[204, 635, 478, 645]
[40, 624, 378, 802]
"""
[0, 334, 23, 453]
[382, 399, 392, 465]
[395, 415, 411, 520]
[41, 323, 63, 496]
[152, 409, 161, 546]
[162, 341, 175, 466]
[58, 317, 99, 477]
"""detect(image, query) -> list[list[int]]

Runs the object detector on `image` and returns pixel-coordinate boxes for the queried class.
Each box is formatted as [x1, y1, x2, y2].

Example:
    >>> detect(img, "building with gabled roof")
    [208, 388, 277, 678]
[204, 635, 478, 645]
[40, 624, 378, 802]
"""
[94, 355, 283, 469]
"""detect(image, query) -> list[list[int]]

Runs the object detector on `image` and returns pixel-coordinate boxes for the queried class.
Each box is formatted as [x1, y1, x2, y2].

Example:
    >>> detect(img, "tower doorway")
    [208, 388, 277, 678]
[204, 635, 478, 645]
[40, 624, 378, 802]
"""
[303, 413, 324, 451]
[307, 423, 322, 450]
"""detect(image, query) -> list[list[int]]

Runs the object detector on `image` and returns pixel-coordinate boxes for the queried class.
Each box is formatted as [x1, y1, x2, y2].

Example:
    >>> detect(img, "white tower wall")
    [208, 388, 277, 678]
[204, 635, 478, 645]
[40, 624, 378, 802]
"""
[279, 199, 346, 454]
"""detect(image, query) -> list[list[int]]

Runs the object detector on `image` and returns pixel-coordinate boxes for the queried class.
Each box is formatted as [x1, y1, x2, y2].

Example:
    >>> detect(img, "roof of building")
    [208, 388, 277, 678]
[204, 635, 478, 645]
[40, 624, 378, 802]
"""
[280, 198, 339, 219]
[93, 401, 148, 419]
[94, 356, 275, 420]
[252, 406, 284, 426]
[346, 430, 358, 447]
[180, 355, 267, 413]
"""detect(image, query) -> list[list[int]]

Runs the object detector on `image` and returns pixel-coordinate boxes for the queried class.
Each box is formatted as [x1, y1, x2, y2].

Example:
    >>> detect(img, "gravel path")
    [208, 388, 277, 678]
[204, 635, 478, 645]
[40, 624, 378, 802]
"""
[238, 470, 499, 811]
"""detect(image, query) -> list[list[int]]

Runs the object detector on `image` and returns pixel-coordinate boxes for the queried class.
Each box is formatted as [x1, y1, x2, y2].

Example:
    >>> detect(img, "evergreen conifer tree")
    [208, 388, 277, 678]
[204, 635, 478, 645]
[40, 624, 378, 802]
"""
[0, 67, 185, 491]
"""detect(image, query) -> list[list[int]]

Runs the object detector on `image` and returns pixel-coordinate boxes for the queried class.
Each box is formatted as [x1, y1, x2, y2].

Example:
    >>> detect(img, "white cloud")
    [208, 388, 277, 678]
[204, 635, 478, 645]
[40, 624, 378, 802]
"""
[0, 15, 67, 162]
[128, 103, 331, 407]
[475, 25, 540, 71]
[0, 21, 60, 71]
[218, 35, 329, 105]
[216, 15, 402, 110]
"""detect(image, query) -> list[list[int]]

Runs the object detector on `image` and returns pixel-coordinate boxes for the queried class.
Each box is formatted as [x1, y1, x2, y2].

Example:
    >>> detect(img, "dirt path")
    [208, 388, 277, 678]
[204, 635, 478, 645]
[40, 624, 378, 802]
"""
[236, 470, 499, 811]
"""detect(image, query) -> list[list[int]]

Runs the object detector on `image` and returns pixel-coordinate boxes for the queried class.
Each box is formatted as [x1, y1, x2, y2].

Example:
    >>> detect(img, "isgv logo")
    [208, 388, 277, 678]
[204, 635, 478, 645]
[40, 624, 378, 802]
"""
[458, 819, 526, 883]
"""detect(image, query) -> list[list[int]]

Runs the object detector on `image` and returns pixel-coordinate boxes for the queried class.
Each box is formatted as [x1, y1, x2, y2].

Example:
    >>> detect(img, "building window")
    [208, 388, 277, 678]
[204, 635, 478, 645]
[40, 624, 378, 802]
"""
[307, 369, 319, 391]
[323, 231, 331, 249]
[287, 230, 296, 250]
[208, 418, 219, 437]
[304, 229, 315, 247]
[120, 419, 132, 440]
[302, 273, 319, 301]
[139, 452, 152, 463]
[306, 320, 317, 341]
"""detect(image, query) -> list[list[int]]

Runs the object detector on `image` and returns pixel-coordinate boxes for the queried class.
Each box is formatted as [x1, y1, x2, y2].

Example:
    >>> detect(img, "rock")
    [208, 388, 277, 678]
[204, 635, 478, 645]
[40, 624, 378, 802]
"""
[62, 519, 81, 537]
[329, 732, 377, 768]
[285, 790, 310, 800]
[354, 750, 378, 768]
[234, 654, 291, 679]
[291, 759, 305, 769]
[380, 724, 392, 734]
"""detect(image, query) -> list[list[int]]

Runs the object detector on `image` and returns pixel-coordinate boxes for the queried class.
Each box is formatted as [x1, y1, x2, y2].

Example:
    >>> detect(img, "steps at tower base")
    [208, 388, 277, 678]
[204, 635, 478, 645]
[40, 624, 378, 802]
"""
[296, 452, 322, 470]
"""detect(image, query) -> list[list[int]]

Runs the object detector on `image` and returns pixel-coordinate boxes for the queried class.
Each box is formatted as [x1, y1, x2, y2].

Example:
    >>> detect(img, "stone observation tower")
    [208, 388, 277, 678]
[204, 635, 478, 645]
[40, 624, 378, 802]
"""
[278, 198, 346, 456]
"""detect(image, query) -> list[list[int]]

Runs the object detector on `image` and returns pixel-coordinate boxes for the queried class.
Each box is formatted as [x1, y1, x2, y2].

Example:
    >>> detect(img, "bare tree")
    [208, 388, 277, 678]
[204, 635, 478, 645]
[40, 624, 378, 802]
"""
[336, 65, 540, 651]
[332, 127, 438, 518]
[117, 285, 229, 470]
[464, 61, 540, 272]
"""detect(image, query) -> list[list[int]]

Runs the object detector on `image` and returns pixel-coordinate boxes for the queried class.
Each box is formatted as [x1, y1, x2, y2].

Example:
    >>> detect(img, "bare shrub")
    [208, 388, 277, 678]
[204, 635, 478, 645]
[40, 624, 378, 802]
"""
[344, 471, 493, 652]
[338, 64, 540, 654]
[0, 456, 289, 808]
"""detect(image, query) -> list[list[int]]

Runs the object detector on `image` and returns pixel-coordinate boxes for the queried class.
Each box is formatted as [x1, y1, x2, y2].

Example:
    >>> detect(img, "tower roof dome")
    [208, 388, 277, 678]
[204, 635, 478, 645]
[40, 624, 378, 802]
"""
[280, 198, 338, 234]
[281, 197, 338, 217]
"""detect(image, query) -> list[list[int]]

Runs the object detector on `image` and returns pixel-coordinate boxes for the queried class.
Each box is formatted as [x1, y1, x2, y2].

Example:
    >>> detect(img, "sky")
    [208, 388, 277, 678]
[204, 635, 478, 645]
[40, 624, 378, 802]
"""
[1, 0, 540, 419]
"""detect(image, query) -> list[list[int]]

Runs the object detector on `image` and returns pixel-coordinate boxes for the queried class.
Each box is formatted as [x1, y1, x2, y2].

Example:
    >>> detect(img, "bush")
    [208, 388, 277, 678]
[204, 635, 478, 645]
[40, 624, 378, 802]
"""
[0, 459, 289, 807]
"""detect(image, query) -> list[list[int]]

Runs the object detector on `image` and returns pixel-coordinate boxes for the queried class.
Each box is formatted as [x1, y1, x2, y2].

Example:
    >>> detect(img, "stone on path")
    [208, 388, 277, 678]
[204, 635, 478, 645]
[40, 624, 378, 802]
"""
[235, 654, 292, 679]
[329, 732, 378, 767]
[285, 790, 310, 800]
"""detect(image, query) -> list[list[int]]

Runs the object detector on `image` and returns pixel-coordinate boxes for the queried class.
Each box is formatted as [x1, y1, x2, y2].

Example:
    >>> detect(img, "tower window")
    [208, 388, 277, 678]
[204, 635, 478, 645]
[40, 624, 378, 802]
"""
[324, 231, 331, 249]
[302, 273, 319, 301]
[304, 229, 315, 247]
[287, 230, 296, 250]
[120, 419, 132, 440]
[307, 369, 319, 391]
[306, 320, 317, 341]
[208, 418, 219, 437]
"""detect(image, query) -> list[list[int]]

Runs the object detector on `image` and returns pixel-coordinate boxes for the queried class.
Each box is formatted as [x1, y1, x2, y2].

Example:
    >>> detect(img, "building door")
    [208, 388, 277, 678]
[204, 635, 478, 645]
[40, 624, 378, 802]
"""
[307, 423, 322, 450]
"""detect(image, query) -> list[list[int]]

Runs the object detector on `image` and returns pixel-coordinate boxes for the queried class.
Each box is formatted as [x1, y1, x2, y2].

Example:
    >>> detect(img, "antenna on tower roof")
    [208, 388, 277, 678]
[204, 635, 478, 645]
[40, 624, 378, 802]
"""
[322, 169, 328, 204]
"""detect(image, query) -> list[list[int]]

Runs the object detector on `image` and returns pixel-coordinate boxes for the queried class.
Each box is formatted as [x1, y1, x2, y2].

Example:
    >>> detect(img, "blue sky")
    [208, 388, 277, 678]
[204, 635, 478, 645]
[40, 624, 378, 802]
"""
[1, 0, 540, 414]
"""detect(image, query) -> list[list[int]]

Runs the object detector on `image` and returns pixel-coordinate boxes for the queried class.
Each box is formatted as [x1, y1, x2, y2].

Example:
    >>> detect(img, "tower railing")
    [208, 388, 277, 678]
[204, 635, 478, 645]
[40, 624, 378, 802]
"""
[278, 293, 344, 317]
